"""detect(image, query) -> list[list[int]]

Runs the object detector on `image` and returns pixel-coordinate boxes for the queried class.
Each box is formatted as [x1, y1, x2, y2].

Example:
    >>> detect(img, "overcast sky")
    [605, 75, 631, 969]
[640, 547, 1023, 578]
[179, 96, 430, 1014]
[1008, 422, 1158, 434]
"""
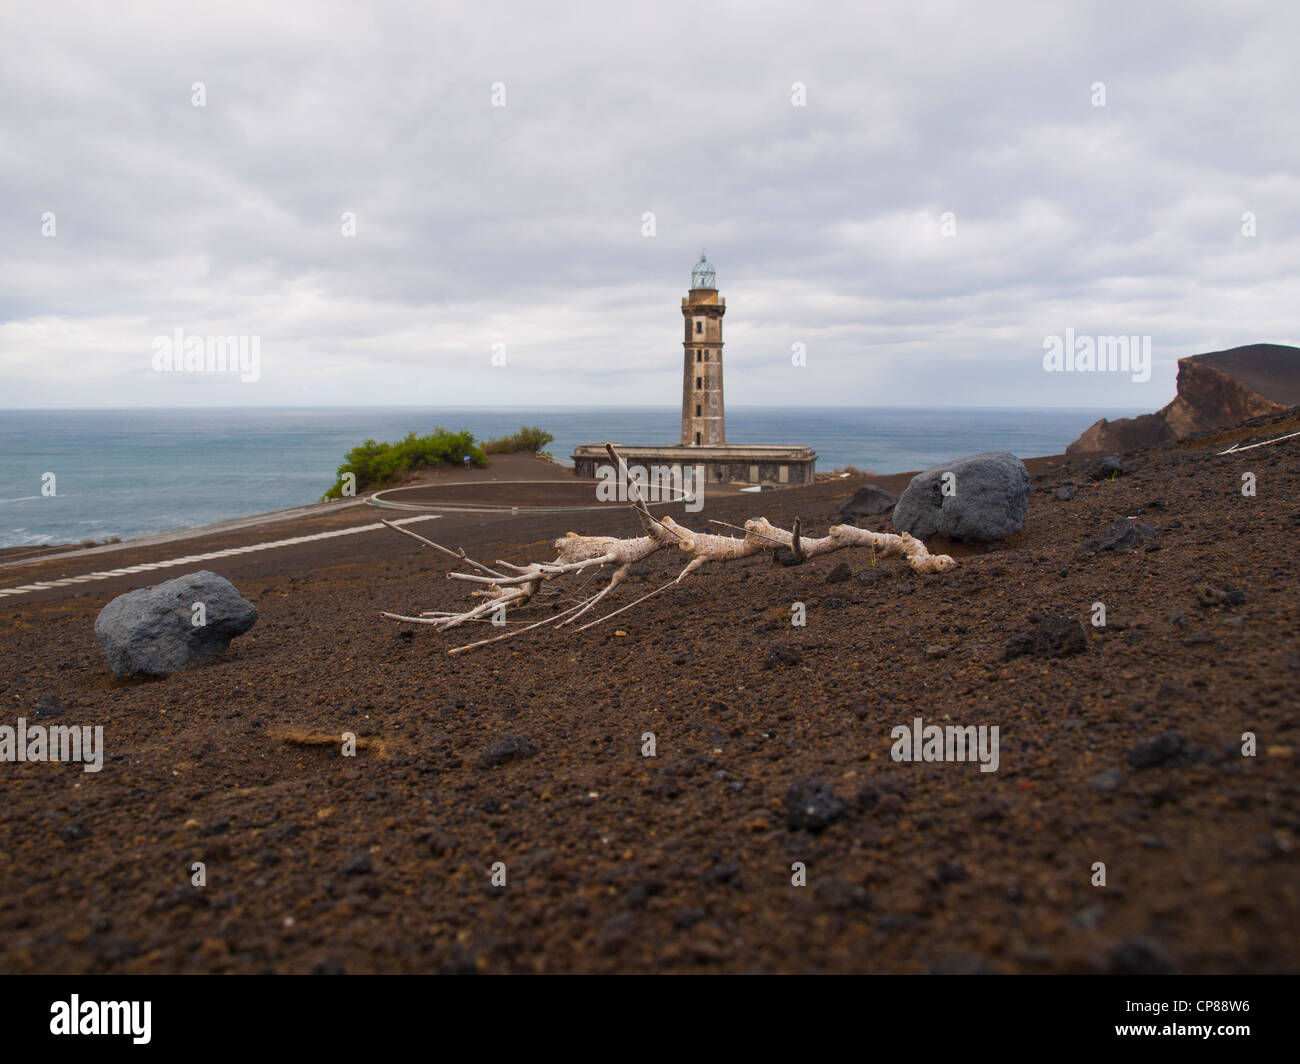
[2, 0, 1296, 410]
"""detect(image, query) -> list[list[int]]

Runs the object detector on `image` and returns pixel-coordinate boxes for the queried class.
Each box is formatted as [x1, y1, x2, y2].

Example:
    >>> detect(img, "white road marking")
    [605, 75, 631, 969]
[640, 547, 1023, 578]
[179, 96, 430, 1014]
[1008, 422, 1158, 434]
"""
[0, 515, 442, 600]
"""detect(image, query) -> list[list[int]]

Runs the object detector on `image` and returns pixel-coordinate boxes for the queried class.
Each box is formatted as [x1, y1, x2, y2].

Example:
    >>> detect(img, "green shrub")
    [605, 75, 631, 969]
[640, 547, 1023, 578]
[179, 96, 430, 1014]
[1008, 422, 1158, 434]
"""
[323, 427, 487, 498]
[482, 426, 554, 455]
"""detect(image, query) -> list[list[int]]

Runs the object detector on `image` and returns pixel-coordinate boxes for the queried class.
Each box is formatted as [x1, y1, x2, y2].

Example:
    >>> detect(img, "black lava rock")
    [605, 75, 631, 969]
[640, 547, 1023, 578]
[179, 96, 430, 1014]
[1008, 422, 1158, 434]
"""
[340, 852, 375, 876]
[34, 693, 66, 717]
[785, 779, 846, 832]
[763, 644, 803, 669]
[825, 562, 852, 584]
[930, 952, 995, 975]
[838, 484, 898, 518]
[974, 797, 1011, 821]
[1003, 633, 1035, 660]
[1086, 454, 1126, 480]
[1126, 730, 1187, 769]
[1090, 768, 1125, 791]
[704, 858, 742, 885]
[60, 819, 92, 842]
[1197, 583, 1247, 607]
[86, 934, 139, 965]
[1103, 936, 1177, 975]
[814, 876, 873, 910]
[478, 733, 539, 768]
[1004, 615, 1088, 661]
[1035, 615, 1089, 656]
[857, 775, 908, 812]
[935, 860, 968, 884]
[1099, 517, 1158, 552]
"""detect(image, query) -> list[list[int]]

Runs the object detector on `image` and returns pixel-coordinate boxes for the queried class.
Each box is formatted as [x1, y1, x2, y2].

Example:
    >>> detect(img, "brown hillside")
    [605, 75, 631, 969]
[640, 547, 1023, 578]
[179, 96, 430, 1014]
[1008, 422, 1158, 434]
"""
[1068, 343, 1300, 456]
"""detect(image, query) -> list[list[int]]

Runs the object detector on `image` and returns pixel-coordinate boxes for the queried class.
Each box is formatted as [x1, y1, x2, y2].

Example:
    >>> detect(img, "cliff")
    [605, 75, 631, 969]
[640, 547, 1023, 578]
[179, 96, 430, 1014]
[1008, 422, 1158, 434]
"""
[1067, 343, 1300, 456]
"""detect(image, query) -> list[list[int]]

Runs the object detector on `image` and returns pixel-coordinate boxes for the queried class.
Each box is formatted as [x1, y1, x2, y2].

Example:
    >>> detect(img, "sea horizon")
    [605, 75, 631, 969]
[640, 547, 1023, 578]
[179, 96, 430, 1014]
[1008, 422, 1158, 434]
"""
[2, 403, 1153, 411]
[0, 404, 1145, 548]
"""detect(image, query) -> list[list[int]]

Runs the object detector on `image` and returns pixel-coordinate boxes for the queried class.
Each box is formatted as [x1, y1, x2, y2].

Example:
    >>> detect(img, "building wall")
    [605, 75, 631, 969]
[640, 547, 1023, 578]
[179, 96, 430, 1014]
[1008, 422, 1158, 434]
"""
[571, 449, 817, 486]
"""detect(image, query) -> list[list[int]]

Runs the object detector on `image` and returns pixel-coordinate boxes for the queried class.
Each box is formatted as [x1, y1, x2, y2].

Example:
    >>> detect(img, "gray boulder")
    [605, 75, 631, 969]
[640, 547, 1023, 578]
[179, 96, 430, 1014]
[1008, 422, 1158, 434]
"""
[94, 570, 257, 678]
[838, 484, 898, 518]
[891, 452, 1030, 542]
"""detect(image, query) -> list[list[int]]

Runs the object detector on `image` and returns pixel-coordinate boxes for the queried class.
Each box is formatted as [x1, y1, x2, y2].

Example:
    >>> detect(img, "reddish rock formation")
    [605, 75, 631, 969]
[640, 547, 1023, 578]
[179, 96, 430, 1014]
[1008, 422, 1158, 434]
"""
[1067, 343, 1300, 456]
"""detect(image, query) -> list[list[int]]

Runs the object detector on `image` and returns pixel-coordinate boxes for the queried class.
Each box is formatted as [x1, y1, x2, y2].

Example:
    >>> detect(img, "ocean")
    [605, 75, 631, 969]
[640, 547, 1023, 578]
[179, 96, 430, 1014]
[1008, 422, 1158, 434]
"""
[0, 406, 1130, 548]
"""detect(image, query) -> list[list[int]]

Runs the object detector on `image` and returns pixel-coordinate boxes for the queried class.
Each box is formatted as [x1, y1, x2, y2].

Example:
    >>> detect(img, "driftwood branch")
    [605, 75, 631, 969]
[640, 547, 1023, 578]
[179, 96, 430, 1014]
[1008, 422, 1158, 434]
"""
[379, 445, 956, 653]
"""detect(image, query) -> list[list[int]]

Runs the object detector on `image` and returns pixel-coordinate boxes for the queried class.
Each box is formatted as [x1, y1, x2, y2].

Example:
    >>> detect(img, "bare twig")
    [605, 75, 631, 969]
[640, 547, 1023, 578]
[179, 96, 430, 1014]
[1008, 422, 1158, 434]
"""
[574, 568, 690, 632]
[381, 520, 506, 578]
[380, 444, 957, 652]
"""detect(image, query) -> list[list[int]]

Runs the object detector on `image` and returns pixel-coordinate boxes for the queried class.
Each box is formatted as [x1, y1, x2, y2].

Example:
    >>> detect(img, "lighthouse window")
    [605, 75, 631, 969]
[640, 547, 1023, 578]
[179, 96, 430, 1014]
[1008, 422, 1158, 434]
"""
[695, 321, 702, 334]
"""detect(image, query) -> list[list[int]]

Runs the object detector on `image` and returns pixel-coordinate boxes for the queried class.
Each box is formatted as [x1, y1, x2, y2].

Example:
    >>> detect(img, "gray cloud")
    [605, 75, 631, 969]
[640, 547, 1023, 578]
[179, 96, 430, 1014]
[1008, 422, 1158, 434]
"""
[2, 0, 1297, 409]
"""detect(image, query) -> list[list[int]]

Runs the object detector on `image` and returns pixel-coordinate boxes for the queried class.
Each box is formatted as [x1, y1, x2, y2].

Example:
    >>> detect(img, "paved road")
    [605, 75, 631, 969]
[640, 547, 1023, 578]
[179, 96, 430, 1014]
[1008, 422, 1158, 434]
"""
[0, 448, 1016, 610]
[0, 455, 584, 607]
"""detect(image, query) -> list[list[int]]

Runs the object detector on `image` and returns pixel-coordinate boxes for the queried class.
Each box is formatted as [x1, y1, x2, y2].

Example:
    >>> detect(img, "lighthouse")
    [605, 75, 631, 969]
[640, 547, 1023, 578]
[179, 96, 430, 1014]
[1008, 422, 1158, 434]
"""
[571, 253, 817, 487]
[681, 253, 726, 446]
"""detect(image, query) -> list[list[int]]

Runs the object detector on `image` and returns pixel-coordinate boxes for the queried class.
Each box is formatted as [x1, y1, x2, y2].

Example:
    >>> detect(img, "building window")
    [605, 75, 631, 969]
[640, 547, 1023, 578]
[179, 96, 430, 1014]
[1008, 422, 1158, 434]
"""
[696, 351, 701, 362]
[695, 321, 702, 334]
[696, 377, 702, 390]
[695, 404, 701, 416]
[695, 432, 701, 445]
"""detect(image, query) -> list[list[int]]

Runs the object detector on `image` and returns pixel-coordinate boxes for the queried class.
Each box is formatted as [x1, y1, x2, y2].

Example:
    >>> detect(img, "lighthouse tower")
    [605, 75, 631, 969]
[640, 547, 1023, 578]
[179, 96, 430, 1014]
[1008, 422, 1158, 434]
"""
[681, 253, 726, 446]
[572, 253, 816, 485]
